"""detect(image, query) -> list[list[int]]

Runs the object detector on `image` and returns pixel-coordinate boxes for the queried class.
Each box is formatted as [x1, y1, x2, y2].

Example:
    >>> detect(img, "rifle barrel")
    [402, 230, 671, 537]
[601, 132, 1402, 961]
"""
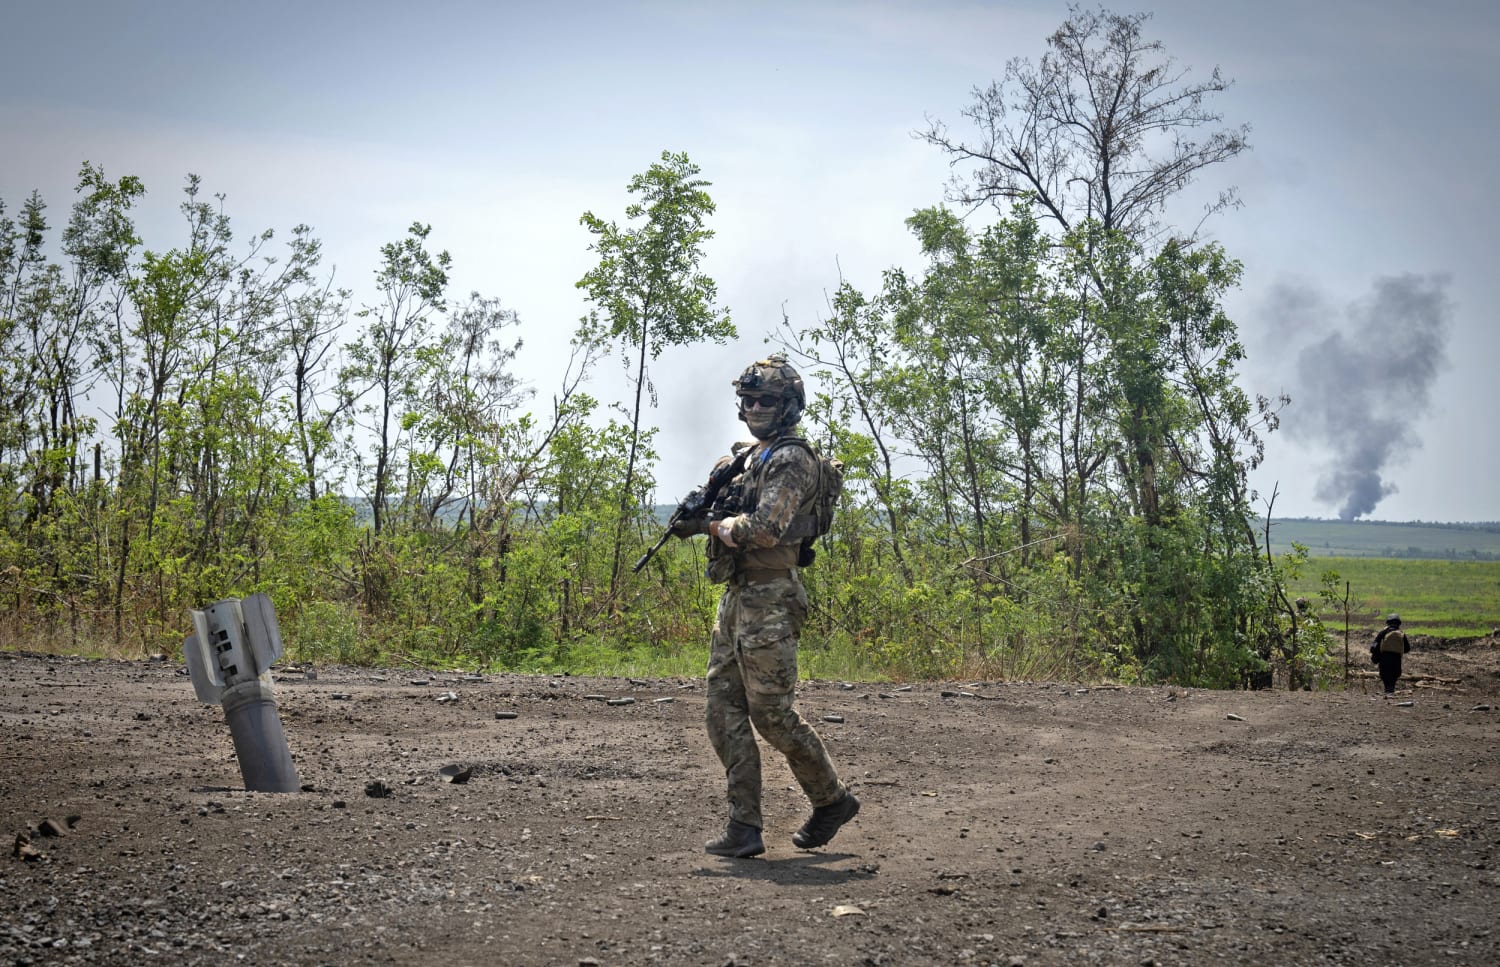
[632, 530, 673, 573]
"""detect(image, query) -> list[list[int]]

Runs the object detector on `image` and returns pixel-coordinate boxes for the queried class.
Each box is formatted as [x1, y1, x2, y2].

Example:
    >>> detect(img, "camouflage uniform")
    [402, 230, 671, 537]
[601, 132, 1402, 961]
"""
[705, 434, 846, 829]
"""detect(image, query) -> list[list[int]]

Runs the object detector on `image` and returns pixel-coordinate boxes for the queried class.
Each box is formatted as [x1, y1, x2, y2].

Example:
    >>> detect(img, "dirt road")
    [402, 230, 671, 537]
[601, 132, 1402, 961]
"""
[3, 638, 1498, 966]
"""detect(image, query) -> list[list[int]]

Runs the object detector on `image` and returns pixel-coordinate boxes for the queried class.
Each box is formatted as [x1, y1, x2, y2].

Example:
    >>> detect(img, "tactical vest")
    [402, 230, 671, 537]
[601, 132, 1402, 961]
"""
[733, 436, 820, 572]
[702, 434, 822, 575]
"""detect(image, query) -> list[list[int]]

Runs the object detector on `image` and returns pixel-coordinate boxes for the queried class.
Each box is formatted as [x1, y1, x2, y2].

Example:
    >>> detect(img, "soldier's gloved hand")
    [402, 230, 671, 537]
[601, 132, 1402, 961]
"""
[670, 516, 708, 538]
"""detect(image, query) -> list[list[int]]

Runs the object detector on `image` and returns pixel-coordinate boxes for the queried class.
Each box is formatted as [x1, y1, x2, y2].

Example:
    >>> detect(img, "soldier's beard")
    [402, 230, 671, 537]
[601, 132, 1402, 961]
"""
[743, 410, 780, 439]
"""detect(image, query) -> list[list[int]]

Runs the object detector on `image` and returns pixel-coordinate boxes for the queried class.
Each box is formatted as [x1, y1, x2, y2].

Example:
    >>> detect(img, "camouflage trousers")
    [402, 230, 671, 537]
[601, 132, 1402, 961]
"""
[705, 571, 845, 829]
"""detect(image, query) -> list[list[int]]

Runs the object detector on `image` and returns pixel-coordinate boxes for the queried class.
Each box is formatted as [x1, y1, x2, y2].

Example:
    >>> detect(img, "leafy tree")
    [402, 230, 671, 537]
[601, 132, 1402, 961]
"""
[776, 283, 915, 583]
[345, 222, 450, 536]
[67, 163, 145, 449]
[2, 165, 145, 647]
[278, 265, 352, 500]
[576, 150, 734, 596]
[925, 6, 1253, 537]
[896, 7, 1298, 683]
[405, 292, 526, 531]
[884, 206, 1057, 564]
[0, 192, 56, 496]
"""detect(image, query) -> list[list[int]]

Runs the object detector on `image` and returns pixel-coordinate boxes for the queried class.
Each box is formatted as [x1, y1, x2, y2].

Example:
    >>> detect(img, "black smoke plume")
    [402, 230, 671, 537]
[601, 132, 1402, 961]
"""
[1275, 274, 1452, 520]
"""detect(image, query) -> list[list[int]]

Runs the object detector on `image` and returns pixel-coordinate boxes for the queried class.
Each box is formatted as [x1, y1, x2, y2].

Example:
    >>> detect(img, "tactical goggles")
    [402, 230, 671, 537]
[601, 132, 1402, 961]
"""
[740, 395, 778, 411]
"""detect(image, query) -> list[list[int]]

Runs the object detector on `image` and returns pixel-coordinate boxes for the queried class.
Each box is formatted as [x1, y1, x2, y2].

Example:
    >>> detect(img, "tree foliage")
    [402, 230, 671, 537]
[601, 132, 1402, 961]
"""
[576, 151, 734, 596]
[0, 11, 1324, 687]
[772, 201, 1296, 684]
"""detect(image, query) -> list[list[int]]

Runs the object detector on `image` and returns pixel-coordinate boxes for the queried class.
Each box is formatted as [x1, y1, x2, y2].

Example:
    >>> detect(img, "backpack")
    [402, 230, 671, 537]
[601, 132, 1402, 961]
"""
[1379, 628, 1409, 655]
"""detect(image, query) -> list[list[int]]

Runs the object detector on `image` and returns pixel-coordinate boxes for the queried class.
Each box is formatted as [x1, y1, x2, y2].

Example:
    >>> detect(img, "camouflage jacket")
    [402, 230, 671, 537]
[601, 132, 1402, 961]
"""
[719, 431, 818, 572]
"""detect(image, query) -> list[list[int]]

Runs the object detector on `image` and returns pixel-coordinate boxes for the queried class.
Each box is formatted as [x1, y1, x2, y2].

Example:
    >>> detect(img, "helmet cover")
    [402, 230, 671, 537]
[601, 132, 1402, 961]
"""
[732, 353, 805, 409]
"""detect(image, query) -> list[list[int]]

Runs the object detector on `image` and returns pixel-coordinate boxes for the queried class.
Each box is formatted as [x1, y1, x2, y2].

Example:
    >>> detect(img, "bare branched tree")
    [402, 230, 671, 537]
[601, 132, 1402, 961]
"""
[921, 6, 1249, 243]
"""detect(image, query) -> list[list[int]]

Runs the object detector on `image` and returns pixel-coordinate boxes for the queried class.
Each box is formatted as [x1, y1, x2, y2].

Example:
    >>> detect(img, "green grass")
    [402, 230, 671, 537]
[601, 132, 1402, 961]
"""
[1289, 557, 1500, 639]
[1264, 519, 1500, 559]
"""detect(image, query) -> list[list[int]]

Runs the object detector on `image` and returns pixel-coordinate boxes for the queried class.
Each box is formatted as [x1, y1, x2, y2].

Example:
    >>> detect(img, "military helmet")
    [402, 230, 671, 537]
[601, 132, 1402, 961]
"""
[1386, 613, 1401, 626]
[732, 353, 805, 408]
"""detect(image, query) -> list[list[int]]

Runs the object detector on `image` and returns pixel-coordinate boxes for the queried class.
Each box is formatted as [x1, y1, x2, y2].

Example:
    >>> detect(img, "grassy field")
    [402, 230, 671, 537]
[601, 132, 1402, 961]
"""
[1288, 556, 1500, 639]
[1265, 518, 1500, 559]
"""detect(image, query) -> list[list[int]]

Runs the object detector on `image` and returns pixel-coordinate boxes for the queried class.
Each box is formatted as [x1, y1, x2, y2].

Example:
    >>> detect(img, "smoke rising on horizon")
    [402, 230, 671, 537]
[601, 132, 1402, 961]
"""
[1275, 274, 1453, 520]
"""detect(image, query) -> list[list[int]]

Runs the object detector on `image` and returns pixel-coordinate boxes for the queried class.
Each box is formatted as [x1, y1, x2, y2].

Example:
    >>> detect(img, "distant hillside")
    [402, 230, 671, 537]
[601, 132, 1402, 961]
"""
[1262, 518, 1500, 560]
[362, 500, 1500, 561]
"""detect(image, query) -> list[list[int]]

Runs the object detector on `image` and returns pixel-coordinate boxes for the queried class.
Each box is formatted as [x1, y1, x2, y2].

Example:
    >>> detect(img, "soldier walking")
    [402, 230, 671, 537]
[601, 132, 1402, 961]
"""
[1373, 613, 1411, 696]
[674, 354, 859, 858]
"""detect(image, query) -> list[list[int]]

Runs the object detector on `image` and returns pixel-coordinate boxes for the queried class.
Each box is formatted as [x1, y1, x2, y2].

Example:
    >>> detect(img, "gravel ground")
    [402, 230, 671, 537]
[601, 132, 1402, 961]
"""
[3, 637, 1499, 966]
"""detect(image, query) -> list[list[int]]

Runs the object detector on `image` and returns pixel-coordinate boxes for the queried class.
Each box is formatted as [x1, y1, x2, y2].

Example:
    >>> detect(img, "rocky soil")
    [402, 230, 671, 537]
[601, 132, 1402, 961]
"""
[3, 637, 1499, 966]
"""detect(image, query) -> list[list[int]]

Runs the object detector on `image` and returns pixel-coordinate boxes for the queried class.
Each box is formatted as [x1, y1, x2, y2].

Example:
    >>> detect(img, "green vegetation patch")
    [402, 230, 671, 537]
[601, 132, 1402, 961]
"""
[1290, 557, 1500, 639]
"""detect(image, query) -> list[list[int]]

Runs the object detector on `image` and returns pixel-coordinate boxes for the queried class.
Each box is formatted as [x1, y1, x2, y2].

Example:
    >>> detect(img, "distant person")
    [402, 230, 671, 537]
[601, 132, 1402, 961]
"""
[1372, 614, 1411, 696]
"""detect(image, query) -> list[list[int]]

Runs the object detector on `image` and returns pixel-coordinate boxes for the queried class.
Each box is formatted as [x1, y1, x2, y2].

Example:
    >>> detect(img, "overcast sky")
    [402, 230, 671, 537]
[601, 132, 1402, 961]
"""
[3, 0, 1495, 522]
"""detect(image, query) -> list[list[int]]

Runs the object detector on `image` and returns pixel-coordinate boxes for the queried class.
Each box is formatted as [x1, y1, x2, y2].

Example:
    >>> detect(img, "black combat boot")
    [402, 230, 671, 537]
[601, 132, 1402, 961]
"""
[791, 791, 861, 849]
[705, 819, 765, 858]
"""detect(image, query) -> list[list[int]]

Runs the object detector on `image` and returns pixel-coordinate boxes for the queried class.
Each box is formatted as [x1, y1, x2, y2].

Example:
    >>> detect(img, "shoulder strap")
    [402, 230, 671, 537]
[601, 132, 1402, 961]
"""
[758, 435, 814, 464]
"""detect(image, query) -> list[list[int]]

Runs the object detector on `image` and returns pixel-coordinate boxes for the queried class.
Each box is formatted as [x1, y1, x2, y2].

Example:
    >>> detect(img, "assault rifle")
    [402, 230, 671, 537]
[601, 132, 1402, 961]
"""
[632, 446, 750, 573]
